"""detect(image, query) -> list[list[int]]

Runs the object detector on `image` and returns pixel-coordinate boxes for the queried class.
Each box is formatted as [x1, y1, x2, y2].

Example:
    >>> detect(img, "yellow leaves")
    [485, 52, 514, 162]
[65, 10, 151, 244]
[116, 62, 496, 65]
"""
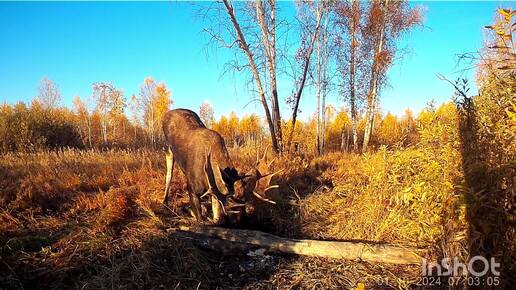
[305, 146, 464, 249]
[399, 187, 414, 205]
[138, 79, 173, 140]
[212, 112, 263, 147]
[497, 8, 513, 22]
[228, 111, 239, 130]
[155, 83, 170, 98]
[240, 114, 261, 136]
[144, 76, 154, 85]
[153, 84, 172, 118]
[395, 181, 427, 206]
[377, 112, 401, 146]
[485, 9, 513, 39]
[505, 102, 516, 126]
[417, 102, 460, 150]
[72, 95, 87, 116]
[355, 282, 365, 290]
[324, 110, 351, 150]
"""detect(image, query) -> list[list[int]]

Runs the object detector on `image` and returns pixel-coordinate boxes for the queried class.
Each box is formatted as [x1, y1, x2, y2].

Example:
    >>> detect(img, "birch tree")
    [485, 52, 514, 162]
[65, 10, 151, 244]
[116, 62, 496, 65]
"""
[72, 95, 92, 147]
[199, 101, 215, 128]
[135, 77, 172, 148]
[207, 0, 279, 153]
[285, 0, 327, 153]
[92, 82, 125, 145]
[203, 0, 326, 154]
[36, 77, 62, 110]
[254, 0, 283, 151]
[361, 0, 422, 151]
[315, 1, 331, 155]
[334, 0, 367, 152]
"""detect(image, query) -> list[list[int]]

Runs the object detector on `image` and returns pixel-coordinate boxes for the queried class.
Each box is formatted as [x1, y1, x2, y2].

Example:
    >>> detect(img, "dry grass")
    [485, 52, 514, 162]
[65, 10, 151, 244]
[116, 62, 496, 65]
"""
[0, 146, 469, 289]
[302, 148, 466, 248]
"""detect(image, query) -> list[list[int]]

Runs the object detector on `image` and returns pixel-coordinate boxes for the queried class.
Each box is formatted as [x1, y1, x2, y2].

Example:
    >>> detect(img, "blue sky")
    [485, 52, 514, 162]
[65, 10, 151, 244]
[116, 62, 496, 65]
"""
[0, 1, 512, 120]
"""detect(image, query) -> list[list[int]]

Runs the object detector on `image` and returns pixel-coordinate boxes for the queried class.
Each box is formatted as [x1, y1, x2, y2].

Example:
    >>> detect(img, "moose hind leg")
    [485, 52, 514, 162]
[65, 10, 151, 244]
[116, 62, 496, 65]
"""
[163, 148, 174, 204]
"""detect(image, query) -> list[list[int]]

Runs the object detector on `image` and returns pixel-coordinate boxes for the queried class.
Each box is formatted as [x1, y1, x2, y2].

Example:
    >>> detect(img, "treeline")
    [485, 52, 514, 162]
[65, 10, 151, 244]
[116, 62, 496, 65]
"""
[0, 100, 144, 152]
[0, 77, 172, 152]
[0, 102, 82, 151]
[208, 103, 457, 154]
[0, 89, 441, 154]
[0, 78, 510, 155]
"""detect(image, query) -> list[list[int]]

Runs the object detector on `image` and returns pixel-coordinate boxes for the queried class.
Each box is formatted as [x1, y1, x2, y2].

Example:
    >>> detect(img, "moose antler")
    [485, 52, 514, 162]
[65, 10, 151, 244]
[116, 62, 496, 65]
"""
[259, 168, 284, 188]
[252, 191, 277, 204]
[261, 168, 284, 179]
[252, 165, 284, 204]
[257, 145, 271, 165]
[263, 184, 279, 193]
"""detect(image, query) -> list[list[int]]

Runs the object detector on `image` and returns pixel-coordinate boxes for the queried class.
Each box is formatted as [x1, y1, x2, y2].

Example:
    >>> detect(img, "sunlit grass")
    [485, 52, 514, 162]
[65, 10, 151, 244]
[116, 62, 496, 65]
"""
[0, 145, 470, 288]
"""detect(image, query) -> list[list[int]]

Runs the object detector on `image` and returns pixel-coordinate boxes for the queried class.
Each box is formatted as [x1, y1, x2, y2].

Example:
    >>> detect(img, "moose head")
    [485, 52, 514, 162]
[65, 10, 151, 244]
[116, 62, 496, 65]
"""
[202, 149, 283, 224]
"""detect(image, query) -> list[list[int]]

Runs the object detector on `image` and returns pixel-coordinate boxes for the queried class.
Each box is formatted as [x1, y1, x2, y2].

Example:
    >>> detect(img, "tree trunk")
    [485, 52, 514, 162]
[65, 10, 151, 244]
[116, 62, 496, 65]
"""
[285, 6, 324, 152]
[315, 3, 322, 156]
[340, 125, 351, 152]
[222, 0, 279, 154]
[363, 0, 387, 152]
[111, 119, 117, 142]
[150, 108, 155, 149]
[173, 226, 426, 265]
[315, 2, 330, 156]
[349, 8, 358, 152]
[122, 118, 126, 144]
[101, 118, 108, 144]
[270, 2, 283, 154]
[133, 124, 137, 147]
[320, 12, 330, 154]
[256, 0, 282, 154]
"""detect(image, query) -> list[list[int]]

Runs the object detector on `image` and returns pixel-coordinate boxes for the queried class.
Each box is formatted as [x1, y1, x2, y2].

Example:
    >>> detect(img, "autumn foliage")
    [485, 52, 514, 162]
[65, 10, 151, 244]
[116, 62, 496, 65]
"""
[0, 6, 514, 290]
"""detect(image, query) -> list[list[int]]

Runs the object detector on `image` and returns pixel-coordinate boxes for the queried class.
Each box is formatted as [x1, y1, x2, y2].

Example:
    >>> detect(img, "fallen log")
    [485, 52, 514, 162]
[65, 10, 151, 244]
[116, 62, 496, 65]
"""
[171, 226, 426, 265]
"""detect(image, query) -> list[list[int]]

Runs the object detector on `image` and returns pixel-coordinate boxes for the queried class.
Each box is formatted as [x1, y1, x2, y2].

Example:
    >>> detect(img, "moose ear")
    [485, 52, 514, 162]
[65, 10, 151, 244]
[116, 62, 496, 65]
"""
[218, 167, 233, 184]
[219, 167, 242, 184]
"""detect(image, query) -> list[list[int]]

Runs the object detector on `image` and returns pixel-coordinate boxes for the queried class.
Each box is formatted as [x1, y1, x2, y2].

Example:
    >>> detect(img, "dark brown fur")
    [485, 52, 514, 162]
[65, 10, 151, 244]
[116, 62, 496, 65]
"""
[162, 109, 280, 225]
[162, 109, 242, 223]
[163, 109, 237, 191]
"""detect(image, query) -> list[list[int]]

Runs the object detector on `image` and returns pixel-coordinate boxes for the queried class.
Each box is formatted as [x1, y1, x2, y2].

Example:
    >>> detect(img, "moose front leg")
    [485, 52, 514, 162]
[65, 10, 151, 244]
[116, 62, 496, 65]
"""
[163, 148, 175, 204]
[189, 192, 203, 222]
[211, 195, 224, 225]
[200, 188, 225, 225]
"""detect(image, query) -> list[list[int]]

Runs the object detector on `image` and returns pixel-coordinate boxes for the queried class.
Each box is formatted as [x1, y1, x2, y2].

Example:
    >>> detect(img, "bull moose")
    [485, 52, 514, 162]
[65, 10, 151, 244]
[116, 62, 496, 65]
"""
[162, 108, 281, 225]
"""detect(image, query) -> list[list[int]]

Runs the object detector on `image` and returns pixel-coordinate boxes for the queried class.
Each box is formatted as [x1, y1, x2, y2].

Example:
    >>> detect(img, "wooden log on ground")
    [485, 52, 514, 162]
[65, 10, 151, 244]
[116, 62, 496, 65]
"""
[172, 226, 426, 265]
[170, 229, 259, 254]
